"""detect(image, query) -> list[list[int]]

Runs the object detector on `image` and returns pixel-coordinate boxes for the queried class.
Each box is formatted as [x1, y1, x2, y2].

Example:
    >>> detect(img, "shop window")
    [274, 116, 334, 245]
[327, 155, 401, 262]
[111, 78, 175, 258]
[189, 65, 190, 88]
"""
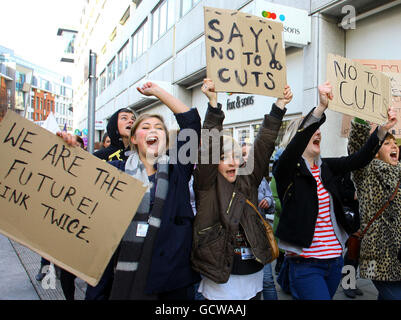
[237, 127, 250, 147]
[252, 124, 261, 141]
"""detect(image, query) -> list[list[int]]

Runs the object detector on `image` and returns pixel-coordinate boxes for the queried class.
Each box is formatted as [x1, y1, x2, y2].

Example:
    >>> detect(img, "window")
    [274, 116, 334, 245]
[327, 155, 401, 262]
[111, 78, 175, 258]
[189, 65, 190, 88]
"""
[180, 0, 200, 17]
[107, 57, 116, 85]
[236, 127, 250, 146]
[252, 124, 261, 141]
[152, 0, 175, 44]
[99, 70, 106, 93]
[120, 6, 130, 25]
[118, 41, 129, 75]
[132, 20, 148, 61]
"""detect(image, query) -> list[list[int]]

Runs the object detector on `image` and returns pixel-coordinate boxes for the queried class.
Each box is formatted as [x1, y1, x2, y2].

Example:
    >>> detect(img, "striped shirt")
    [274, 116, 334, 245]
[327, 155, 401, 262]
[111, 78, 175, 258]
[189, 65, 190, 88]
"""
[297, 165, 342, 259]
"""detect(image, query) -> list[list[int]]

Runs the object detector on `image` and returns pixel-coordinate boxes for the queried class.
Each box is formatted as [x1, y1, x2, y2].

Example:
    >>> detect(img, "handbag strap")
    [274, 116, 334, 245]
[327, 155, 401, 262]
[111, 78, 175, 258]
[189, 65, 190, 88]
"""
[360, 180, 400, 238]
[245, 199, 266, 222]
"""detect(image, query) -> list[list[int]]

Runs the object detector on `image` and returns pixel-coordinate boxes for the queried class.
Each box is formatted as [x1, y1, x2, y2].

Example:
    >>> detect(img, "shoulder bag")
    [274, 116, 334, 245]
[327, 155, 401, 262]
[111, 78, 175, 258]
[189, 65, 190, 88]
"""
[245, 199, 279, 263]
[347, 180, 400, 263]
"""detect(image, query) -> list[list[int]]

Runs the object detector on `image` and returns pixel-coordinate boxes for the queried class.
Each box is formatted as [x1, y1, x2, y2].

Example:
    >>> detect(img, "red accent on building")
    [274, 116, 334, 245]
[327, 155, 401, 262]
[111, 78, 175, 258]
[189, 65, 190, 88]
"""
[32, 88, 55, 121]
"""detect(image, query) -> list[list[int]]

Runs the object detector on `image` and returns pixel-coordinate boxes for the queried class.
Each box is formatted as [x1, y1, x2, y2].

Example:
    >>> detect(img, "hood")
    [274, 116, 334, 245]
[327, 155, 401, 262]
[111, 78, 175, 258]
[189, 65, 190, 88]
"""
[106, 108, 129, 150]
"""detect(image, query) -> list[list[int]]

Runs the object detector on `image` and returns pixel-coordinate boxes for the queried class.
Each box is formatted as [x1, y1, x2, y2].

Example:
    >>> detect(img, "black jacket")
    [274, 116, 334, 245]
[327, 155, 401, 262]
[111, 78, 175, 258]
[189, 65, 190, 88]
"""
[93, 108, 129, 161]
[273, 108, 384, 248]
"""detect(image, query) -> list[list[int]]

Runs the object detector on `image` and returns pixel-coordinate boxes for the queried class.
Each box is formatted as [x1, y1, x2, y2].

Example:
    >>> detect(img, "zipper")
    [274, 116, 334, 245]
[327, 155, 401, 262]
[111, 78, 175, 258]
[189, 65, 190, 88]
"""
[198, 223, 221, 235]
[283, 182, 293, 201]
[226, 192, 236, 215]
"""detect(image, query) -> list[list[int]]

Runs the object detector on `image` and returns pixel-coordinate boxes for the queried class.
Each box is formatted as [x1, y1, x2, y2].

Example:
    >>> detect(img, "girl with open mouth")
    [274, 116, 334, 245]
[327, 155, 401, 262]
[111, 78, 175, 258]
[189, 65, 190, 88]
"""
[348, 106, 401, 300]
[272, 81, 397, 300]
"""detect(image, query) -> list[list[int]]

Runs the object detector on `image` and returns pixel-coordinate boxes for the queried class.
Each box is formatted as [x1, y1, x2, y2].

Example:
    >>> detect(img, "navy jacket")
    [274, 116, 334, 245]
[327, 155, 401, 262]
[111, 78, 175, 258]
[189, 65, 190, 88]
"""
[109, 108, 201, 294]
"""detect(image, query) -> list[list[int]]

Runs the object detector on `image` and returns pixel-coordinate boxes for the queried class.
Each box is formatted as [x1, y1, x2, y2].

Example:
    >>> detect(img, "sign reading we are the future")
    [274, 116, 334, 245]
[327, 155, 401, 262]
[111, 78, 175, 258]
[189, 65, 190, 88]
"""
[204, 6, 287, 98]
[0, 111, 146, 286]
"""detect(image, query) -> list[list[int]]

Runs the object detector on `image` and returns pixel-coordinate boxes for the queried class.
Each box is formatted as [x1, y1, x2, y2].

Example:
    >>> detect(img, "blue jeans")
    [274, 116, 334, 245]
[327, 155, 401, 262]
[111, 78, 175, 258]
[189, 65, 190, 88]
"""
[263, 263, 278, 300]
[372, 280, 401, 300]
[288, 256, 343, 300]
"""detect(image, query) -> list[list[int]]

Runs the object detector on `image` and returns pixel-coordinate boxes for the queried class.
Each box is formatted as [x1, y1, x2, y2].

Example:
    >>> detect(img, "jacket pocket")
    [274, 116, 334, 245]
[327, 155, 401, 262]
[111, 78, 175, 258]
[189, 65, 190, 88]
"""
[192, 223, 229, 283]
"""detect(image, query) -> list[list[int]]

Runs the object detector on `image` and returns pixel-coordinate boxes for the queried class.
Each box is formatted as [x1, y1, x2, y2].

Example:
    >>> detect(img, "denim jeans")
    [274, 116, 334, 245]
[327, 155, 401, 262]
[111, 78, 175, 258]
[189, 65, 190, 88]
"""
[263, 263, 278, 300]
[372, 280, 401, 300]
[288, 256, 344, 300]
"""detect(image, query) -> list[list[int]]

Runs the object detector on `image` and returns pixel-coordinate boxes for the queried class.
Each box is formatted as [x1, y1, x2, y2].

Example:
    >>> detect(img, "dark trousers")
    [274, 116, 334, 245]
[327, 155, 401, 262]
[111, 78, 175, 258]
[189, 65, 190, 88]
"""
[40, 257, 50, 268]
[60, 269, 76, 300]
[85, 258, 114, 300]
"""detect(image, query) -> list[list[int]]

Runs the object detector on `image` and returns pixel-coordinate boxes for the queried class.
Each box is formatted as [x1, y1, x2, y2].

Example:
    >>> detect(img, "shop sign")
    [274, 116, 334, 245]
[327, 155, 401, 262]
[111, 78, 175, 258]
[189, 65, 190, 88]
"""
[226, 95, 255, 110]
[253, 0, 311, 47]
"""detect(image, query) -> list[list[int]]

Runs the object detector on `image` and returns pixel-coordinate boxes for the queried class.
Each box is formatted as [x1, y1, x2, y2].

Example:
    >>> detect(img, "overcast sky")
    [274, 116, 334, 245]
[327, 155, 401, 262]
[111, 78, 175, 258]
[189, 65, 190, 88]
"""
[0, 0, 83, 75]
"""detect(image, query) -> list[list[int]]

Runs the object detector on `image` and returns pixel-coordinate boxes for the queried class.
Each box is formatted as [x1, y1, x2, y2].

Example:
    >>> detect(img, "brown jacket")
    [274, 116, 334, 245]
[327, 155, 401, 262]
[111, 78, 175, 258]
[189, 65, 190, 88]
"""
[191, 103, 285, 283]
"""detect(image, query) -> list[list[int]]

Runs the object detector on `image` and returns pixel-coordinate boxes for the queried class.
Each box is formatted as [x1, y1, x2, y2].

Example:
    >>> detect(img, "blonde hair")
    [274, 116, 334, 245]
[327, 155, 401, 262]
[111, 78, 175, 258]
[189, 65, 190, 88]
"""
[279, 117, 304, 149]
[129, 113, 169, 152]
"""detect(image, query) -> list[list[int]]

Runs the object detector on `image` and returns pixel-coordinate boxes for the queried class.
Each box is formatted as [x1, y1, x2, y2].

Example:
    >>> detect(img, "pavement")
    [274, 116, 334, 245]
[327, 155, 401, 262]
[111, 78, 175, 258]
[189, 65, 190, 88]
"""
[0, 234, 86, 300]
[0, 233, 378, 300]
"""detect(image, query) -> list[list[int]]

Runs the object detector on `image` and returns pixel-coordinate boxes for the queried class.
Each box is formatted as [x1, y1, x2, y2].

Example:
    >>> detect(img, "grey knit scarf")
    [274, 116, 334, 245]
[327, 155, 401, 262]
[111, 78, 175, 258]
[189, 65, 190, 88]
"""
[110, 151, 169, 300]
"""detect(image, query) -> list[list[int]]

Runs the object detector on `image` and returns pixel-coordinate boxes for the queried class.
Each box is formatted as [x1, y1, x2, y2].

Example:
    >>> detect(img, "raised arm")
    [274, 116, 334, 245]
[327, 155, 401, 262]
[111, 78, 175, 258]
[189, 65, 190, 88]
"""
[245, 86, 292, 186]
[194, 79, 224, 191]
[137, 82, 190, 114]
[347, 107, 397, 185]
[273, 82, 331, 200]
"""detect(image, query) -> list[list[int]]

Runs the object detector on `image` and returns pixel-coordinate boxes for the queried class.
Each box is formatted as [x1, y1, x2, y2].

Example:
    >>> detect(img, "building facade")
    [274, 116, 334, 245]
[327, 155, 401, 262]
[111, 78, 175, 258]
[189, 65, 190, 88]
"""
[0, 45, 74, 131]
[74, 0, 401, 156]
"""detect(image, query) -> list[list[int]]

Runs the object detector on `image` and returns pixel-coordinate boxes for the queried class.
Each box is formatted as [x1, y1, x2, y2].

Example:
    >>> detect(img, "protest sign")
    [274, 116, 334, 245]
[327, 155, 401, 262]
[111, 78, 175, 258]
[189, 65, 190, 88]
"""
[386, 72, 401, 97]
[0, 111, 146, 286]
[204, 6, 286, 97]
[340, 59, 401, 138]
[327, 54, 391, 125]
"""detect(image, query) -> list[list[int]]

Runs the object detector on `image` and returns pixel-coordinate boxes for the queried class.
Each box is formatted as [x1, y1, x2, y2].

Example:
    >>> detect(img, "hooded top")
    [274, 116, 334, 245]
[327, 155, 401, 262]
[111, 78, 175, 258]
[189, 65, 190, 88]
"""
[93, 108, 132, 161]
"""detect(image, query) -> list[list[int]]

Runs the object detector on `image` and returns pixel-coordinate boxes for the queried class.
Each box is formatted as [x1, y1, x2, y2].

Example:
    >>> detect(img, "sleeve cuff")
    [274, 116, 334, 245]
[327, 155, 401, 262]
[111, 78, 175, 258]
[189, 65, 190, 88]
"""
[269, 103, 286, 120]
[175, 108, 201, 129]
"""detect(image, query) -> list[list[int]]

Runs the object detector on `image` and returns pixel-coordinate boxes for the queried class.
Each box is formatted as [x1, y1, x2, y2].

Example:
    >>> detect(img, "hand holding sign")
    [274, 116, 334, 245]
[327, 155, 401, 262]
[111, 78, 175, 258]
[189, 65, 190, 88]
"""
[275, 85, 293, 110]
[379, 106, 398, 136]
[318, 81, 334, 109]
[201, 78, 218, 107]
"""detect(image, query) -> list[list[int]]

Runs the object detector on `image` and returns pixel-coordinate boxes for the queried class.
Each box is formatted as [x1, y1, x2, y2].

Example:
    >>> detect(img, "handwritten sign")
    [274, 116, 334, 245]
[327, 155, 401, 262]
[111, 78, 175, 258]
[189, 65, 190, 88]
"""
[0, 111, 146, 286]
[386, 72, 401, 97]
[327, 54, 391, 125]
[204, 6, 286, 97]
[340, 59, 401, 138]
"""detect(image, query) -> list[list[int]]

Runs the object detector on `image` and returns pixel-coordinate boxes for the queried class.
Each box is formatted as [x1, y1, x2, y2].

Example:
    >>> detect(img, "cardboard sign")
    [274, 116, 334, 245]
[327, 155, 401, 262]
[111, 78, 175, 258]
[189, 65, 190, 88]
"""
[0, 111, 146, 286]
[386, 72, 401, 97]
[327, 54, 391, 125]
[341, 59, 401, 138]
[204, 7, 286, 97]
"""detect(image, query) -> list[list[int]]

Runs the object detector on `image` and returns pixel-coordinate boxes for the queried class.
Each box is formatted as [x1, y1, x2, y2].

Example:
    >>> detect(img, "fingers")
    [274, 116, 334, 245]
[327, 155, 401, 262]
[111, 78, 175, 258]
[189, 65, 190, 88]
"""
[57, 131, 73, 145]
[136, 86, 144, 94]
[259, 199, 269, 209]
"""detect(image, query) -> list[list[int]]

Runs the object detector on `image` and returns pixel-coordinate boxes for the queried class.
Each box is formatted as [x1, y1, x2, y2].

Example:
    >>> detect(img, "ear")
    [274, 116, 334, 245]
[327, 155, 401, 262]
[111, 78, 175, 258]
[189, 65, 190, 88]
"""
[131, 134, 137, 145]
